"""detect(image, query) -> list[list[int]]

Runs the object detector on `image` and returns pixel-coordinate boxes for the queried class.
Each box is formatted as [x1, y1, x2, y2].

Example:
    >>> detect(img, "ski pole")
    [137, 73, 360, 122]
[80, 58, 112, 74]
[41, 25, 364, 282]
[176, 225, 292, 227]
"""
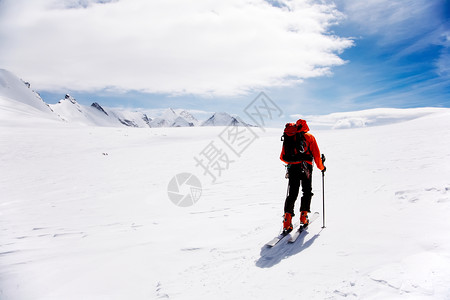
[285, 165, 290, 198]
[321, 154, 326, 228]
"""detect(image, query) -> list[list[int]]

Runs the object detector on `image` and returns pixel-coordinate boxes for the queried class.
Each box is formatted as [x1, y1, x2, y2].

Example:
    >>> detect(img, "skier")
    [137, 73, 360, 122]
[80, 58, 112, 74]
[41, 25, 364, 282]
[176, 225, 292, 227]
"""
[280, 119, 326, 233]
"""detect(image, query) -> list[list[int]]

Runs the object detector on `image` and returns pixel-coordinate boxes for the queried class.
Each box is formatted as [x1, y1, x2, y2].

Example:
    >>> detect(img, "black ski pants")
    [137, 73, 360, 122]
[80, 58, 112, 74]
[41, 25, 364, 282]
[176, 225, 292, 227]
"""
[284, 162, 313, 215]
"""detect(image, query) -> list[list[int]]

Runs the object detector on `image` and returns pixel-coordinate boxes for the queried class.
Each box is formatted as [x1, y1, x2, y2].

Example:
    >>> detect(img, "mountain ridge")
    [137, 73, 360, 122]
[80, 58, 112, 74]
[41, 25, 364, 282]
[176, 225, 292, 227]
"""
[0, 69, 252, 128]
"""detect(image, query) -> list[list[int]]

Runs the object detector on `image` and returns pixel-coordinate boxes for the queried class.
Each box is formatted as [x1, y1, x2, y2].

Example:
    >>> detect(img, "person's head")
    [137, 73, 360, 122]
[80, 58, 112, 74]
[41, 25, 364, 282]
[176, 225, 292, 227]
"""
[295, 119, 309, 132]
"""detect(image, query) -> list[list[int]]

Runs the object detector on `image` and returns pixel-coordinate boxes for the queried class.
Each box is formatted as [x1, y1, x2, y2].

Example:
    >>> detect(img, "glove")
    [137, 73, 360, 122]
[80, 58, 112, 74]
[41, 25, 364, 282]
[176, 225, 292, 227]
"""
[321, 166, 327, 173]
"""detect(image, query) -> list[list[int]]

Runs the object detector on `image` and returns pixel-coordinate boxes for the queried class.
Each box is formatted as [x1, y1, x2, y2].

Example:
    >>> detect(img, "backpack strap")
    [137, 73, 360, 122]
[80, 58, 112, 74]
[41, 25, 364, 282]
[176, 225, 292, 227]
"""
[294, 132, 313, 162]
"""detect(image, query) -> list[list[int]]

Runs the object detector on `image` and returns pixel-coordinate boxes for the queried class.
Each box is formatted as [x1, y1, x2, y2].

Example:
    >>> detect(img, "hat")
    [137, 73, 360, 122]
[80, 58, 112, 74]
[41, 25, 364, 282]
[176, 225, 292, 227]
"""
[295, 119, 309, 132]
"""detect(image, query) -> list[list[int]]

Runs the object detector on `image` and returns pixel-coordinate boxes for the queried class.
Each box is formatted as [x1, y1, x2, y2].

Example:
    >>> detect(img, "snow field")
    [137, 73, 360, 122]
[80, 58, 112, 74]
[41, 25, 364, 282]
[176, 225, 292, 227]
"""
[1, 109, 450, 299]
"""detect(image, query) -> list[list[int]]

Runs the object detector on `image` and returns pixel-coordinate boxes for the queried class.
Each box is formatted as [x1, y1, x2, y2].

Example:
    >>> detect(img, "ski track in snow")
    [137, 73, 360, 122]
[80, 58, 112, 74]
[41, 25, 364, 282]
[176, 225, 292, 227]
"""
[1, 108, 450, 299]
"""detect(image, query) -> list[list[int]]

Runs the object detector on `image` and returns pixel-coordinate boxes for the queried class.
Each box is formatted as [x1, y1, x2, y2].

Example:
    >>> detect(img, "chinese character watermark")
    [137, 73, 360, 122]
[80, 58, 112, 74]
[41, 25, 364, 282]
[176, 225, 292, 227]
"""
[244, 91, 283, 131]
[168, 92, 283, 206]
[218, 120, 259, 157]
[193, 141, 235, 183]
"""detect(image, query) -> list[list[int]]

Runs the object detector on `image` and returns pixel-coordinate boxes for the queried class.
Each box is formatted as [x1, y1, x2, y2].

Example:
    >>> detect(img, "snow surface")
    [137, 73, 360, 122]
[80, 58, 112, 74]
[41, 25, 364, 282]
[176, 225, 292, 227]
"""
[1, 80, 450, 299]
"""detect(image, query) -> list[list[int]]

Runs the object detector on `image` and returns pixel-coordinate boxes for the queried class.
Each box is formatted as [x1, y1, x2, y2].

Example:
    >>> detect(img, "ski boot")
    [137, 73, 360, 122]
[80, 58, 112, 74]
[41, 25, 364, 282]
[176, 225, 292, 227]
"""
[282, 212, 293, 234]
[300, 211, 309, 226]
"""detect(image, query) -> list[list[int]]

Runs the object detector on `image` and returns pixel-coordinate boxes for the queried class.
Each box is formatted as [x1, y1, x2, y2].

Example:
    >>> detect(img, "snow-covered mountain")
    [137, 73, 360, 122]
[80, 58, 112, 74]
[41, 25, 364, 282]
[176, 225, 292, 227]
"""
[0, 69, 53, 114]
[147, 108, 199, 127]
[2, 69, 448, 132]
[201, 112, 250, 126]
[0, 69, 60, 126]
[49, 95, 208, 128]
[50, 95, 121, 127]
[0, 69, 250, 128]
[49, 95, 153, 128]
[178, 109, 200, 126]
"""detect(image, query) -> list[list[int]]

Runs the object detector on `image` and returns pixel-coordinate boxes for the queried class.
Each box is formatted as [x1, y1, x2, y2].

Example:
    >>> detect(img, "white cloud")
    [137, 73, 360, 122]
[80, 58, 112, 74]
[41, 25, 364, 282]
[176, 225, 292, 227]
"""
[325, 0, 450, 56]
[334, 0, 441, 42]
[437, 50, 450, 77]
[435, 31, 450, 77]
[334, 0, 450, 82]
[0, 0, 352, 96]
[291, 107, 447, 130]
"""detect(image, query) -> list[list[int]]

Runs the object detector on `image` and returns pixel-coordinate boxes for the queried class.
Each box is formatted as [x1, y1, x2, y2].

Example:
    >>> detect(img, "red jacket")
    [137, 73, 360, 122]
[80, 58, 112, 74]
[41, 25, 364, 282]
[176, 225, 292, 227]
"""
[280, 119, 325, 171]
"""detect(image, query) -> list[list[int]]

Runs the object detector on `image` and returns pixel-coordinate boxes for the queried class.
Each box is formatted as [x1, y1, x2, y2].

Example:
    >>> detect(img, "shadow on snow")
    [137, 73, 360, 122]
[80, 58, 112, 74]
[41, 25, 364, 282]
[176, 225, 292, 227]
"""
[255, 229, 322, 268]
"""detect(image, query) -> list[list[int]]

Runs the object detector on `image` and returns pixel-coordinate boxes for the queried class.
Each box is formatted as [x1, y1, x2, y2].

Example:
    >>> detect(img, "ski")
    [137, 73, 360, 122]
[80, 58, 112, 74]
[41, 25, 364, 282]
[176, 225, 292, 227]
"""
[265, 223, 300, 247]
[288, 212, 320, 243]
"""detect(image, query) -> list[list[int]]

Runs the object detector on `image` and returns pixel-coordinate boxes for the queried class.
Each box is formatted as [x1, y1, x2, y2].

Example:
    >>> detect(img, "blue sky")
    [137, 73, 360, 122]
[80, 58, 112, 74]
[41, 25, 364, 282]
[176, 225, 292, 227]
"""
[0, 0, 449, 119]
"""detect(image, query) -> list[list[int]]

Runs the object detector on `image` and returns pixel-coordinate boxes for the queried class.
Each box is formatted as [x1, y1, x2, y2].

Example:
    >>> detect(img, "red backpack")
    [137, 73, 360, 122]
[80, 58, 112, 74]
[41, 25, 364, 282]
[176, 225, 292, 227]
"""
[280, 123, 313, 164]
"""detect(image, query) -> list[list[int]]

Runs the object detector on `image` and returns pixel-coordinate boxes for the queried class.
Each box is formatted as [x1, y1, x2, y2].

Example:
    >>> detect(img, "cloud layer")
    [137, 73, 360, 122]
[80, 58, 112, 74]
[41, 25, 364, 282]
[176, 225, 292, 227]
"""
[0, 0, 353, 96]
[292, 107, 447, 129]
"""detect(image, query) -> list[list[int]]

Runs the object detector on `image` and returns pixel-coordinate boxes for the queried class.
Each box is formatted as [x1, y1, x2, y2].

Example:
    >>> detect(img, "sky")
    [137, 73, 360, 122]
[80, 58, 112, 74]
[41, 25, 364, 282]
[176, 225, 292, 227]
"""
[0, 0, 449, 119]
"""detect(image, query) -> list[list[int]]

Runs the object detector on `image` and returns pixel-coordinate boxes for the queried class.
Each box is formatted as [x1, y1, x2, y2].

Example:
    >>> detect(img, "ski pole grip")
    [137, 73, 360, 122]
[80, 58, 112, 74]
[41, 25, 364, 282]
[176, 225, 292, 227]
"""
[321, 154, 326, 164]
